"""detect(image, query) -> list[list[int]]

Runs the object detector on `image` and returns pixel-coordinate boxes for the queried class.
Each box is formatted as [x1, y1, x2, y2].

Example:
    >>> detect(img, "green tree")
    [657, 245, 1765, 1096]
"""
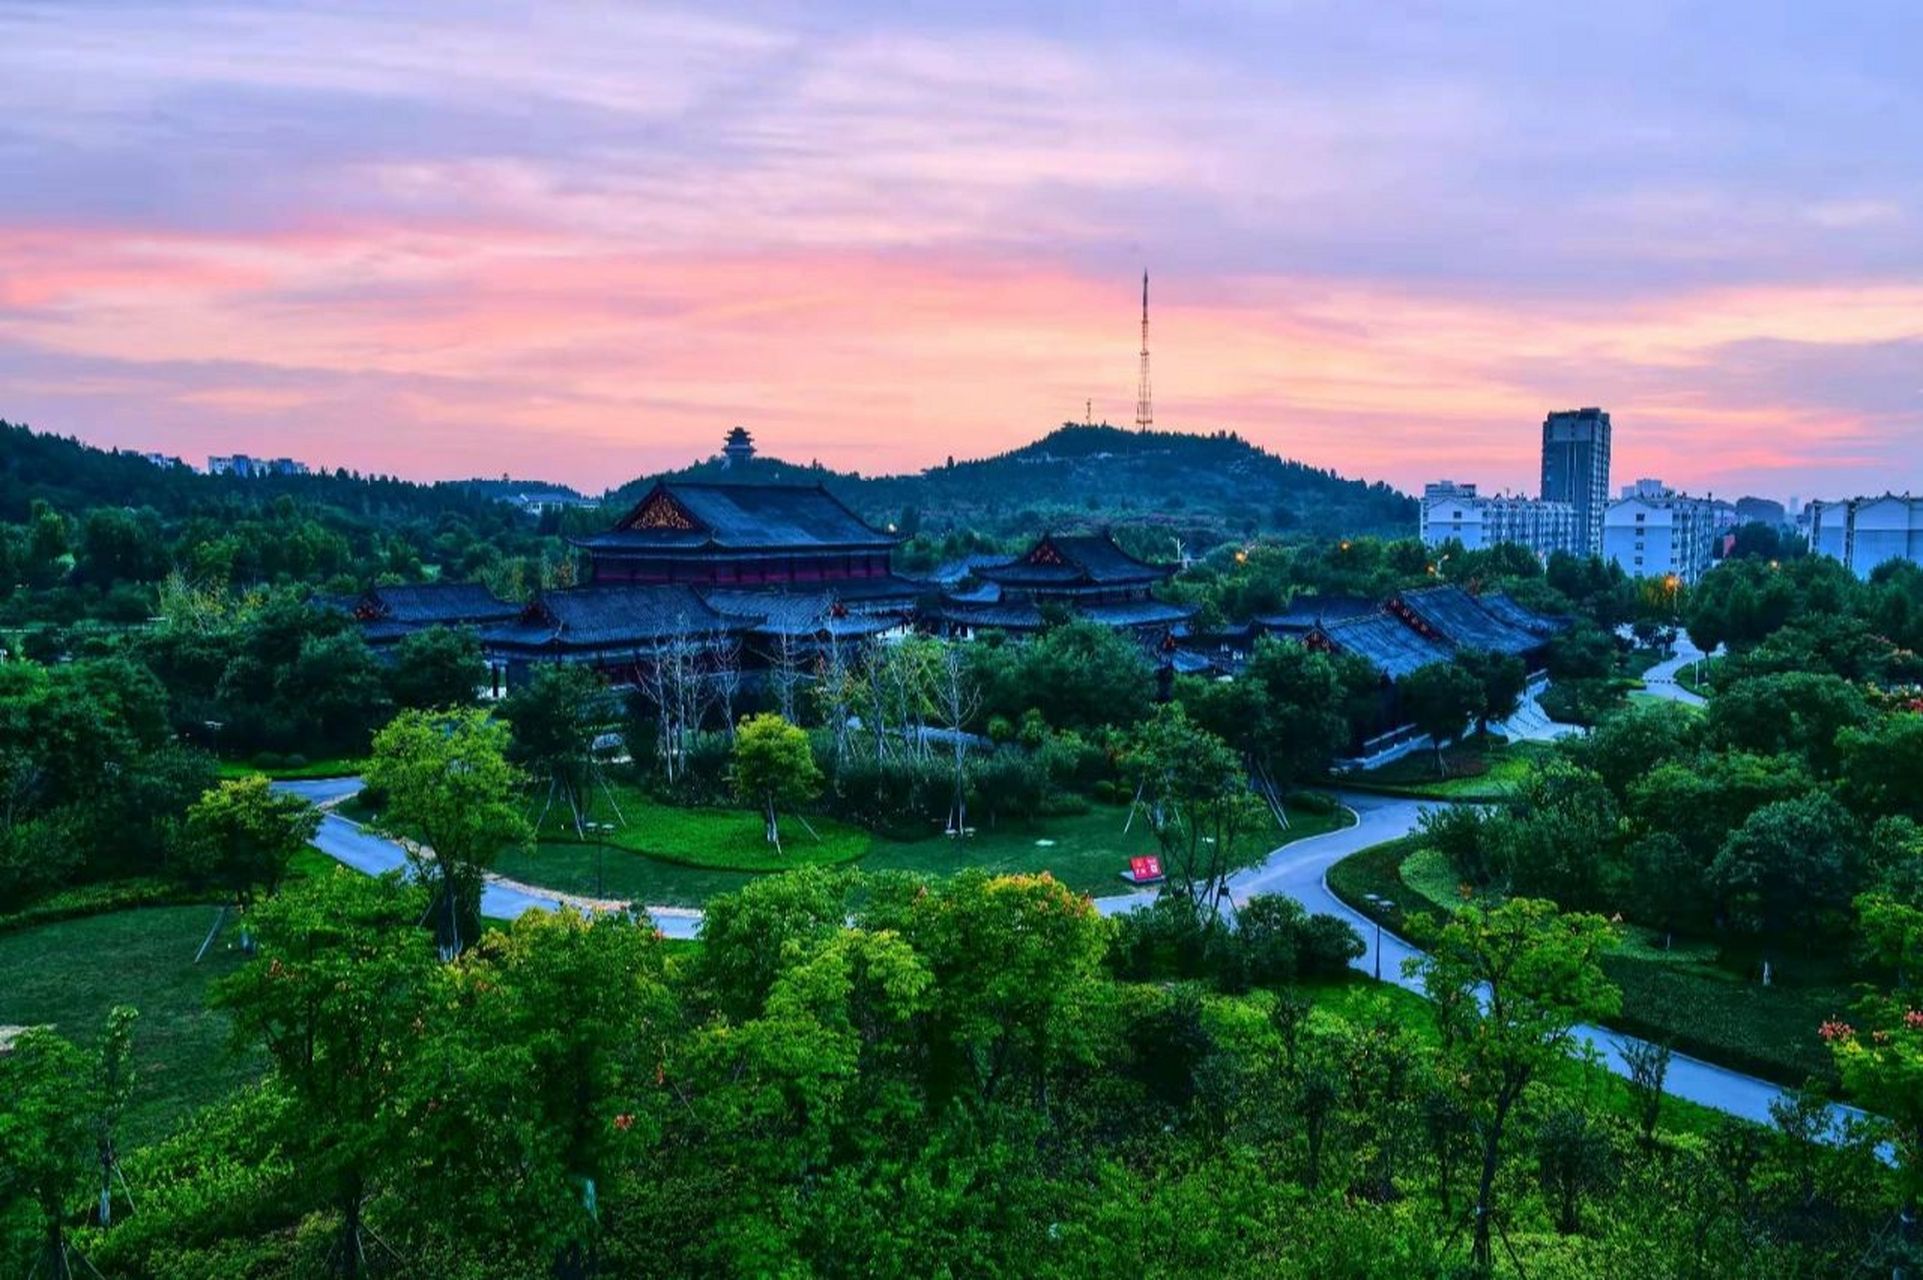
[502, 662, 610, 837]
[1708, 791, 1861, 980]
[1454, 648, 1528, 735]
[366, 707, 530, 956]
[212, 871, 442, 1280]
[414, 908, 675, 1275]
[1840, 713, 1923, 820]
[180, 774, 322, 914]
[730, 712, 822, 852]
[386, 625, 483, 711]
[1706, 671, 1871, 777]
[1399, 660, 1484, 774]
[0, 1028, 93, 1278]
[1407, 898, 1620, 1272]
[1120, 702, 1261, 917]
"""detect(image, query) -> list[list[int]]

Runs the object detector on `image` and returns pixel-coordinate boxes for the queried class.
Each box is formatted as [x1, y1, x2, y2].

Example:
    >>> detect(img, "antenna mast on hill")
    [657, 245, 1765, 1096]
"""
[1134, 271, 1153, 431]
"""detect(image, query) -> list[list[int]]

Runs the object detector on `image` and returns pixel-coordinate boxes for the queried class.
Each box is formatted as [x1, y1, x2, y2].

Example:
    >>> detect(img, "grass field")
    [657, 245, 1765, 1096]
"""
[1327, 836, 1849, 1087]
[1344, 738, 1552, 801]
[493, 797, 1354, 906]
[1677, 657, 1719, 697]
[216, 754, 368, 781]
[534, 786, 873, 871]
[0, 906, 260, 1147]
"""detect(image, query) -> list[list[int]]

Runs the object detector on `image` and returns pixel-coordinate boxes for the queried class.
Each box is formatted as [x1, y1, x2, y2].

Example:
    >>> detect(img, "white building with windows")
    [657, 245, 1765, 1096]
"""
[1807, 495, 1923, 578]
[1602, 489, 1719, 584]
[1420, 491, 1579, 559]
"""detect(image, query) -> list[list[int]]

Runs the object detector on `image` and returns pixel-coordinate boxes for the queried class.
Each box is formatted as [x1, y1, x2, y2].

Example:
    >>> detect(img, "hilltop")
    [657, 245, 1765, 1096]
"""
[607, 424, 1415, 546]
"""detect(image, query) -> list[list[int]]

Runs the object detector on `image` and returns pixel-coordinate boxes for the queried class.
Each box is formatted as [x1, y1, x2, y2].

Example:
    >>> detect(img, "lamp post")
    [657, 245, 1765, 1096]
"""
[1363, 894, 1396, 981]
[586, 821, 613, 899]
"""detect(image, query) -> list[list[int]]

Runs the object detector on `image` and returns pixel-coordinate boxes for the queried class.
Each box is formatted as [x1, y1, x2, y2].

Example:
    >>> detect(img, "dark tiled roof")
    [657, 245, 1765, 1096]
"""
[581, 482, 894, 553]
[698, 589, 904, 639]
[1393, 585, 1542, 657]
[941, 600, 1047, 631]
[483, 585, 744, 651]
[1254, 594, 1380, 632]
[1078, 599, 1197, 629]
[360, 582, 518, 626]
[1475, 591, 1571, 637]
[977, 533, 1171, 588]
[1315, 612, 1454, 680]
[818, 575, 924, 607]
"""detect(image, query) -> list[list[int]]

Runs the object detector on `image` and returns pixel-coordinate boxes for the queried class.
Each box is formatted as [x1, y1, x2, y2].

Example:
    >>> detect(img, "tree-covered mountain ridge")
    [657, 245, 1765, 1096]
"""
[614, 423, 1417, 543]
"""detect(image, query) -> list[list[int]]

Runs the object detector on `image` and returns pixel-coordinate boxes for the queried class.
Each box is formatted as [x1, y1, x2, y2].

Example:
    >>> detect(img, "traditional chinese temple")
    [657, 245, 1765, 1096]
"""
[937, 532, 1194, 637]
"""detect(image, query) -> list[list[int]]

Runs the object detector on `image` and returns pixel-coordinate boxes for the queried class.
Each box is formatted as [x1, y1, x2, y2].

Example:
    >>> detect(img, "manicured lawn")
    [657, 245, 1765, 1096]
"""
[1676, 656, 1720, 697]
[533, 786, 872, 872]
[1344, 738, 1551, 801]
[496, 798, 1354, 906]
[1328, 836, 1850, 1088]
[0, 906, 261, 1147]
[216, 754, 368, 781]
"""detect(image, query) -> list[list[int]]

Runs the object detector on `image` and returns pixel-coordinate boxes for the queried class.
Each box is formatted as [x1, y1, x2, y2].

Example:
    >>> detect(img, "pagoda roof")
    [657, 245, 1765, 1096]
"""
[577, 481, 895, 554]
[1391, 585, 1543, 657]
[1312, 612, 1453, 681]
[975, 532, 1172, 588]
[482, 585, 743, 652]
[1078, 599, 1197, 629]
[940, 599, 1048, 632]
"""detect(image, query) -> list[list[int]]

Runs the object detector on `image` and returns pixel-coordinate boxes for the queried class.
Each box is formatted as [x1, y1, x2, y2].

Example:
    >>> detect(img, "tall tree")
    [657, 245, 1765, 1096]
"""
[1409, 898, 1620, 1272]
[0, 1028, 93, 1279]
[386, 625, 484, 711]
[502, 662, 611, 836]
[180, 774, 323, 919]
[366, 708, 530, 956]
[213, 871, 442, 1278]
[1399, 661, 1484, 775]
[730, 713, 823, 852]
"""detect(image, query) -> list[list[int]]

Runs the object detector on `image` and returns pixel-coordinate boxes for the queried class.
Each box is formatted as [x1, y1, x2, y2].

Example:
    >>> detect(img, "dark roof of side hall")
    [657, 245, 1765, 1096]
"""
[580, 481, 896, 553]
[940, 599, 1047, 631]
[698, 589, 906, 639]
[1475, 591, 1572, 637]
[1253, 594, 1380, 631]
[976, 533, 1172, 587]
[361, 582, 519, 625]
[482, 585, 743, 651]
[1393, 585, 1543, 657]
[1314, 612, 1454, 681]
[1077, 599, 1197, 629]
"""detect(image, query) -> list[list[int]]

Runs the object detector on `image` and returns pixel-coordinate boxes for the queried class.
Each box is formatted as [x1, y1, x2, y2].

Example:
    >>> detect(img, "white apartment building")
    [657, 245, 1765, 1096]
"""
[1807, 495, 1923, 578]
[1603, 491, 1720, 584]
[1420, 491, 1580, 559]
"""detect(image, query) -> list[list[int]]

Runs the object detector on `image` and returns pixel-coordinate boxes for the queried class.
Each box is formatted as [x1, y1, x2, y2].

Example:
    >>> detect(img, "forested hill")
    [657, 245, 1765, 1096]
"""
[0, 420, 514, 525]
[608, 424, 1416, 545]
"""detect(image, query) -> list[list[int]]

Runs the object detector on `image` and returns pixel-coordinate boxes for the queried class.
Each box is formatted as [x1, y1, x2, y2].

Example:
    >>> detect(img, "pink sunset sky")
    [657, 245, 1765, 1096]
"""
[2, 2, 1919, 499]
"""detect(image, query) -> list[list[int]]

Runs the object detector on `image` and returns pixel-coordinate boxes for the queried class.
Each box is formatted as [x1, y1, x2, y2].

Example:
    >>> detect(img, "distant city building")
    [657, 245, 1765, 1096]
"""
[1807, 495, 1923, 578]
[1540, 407, 1612, 556]
[138, 451, 185, 469]
[1424, 480, 1478, 500]
[208, 454, 309, 477]
[1603, 491, 1720, 585]
[1735, 496, 1788, 527]
[1420, 490, 1579, 560]
[1620, 478, 1670, 500]
[510, 490, 599, 516]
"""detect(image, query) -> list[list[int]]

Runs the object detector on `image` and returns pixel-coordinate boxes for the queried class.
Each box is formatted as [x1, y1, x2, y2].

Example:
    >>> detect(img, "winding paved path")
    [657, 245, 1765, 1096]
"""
[283, 777, 1855, 1131]
[1639, 634, 1715, 707]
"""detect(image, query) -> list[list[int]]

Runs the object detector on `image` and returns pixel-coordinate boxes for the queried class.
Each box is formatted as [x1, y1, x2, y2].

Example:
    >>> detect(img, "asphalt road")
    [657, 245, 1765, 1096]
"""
[283, 777, 1856, 1131]
[1639, 634, 1713, 707]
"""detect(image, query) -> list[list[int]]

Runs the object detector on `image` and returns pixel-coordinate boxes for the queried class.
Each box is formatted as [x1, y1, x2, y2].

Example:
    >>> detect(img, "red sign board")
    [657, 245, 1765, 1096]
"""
[1129, 855, 1164, 884]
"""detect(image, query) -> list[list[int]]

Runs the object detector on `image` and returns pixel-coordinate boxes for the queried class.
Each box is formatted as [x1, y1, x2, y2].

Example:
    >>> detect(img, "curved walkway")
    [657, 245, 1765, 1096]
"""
[1640, 634, 1714, 707]
[283, 778, 1855, 1130]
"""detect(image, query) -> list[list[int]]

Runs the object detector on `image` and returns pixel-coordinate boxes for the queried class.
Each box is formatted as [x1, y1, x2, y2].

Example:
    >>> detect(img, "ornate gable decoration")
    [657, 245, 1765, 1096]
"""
[1027, 538, 1068, 566]
[626, 489, 699, 532]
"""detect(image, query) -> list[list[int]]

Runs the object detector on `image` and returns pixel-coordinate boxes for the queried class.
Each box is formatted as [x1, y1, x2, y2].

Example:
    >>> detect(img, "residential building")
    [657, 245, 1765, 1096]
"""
[1602, 491, 1719, 585]
[1424, 480, 1477, 500]
[1807, 495, 1923, 578]
[1735, 496, 1788, 527]
[207, 454, 309, 477]
[1540, 407, 1612, 556]
[138, 451, 185, 469]
[1419, 491, 1579, 559]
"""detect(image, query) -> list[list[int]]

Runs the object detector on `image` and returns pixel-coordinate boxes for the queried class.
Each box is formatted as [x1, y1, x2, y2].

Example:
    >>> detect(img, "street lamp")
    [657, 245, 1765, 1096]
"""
[1363, 894, 1396, 981]
[585, 822, 614, 898]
